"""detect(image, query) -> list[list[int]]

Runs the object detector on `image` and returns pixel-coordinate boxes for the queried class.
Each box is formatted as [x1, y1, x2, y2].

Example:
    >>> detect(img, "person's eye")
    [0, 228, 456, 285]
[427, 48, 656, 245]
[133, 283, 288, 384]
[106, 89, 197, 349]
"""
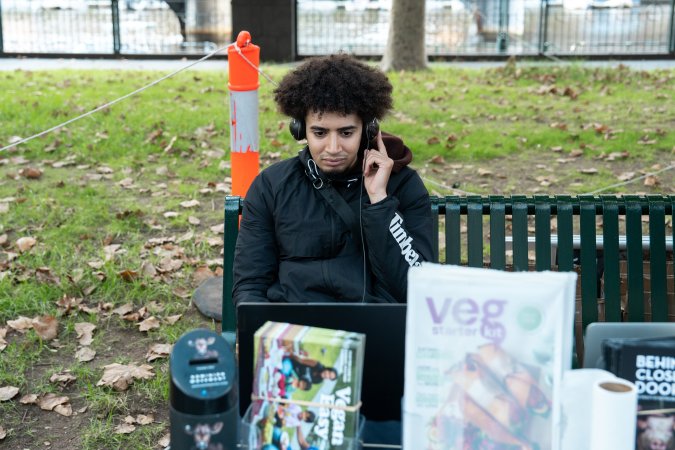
[312, 130, 326, 137]
[341, 131, 354, 137]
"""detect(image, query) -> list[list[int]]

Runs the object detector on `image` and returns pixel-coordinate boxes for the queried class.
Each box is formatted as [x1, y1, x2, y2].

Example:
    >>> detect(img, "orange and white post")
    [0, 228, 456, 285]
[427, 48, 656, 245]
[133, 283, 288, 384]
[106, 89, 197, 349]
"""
[227, 31, 260, 197]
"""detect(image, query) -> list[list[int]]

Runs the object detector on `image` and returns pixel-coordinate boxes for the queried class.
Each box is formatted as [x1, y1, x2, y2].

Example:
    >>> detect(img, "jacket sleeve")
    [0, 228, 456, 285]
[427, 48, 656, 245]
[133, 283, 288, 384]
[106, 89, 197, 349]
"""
[360, 171, 434, 302]
[232, 174, 279, 305]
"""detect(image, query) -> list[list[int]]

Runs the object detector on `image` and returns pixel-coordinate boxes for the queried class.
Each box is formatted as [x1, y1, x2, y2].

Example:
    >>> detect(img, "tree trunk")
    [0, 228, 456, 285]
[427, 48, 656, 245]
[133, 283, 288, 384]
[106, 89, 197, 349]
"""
[380, 0, 427, 72]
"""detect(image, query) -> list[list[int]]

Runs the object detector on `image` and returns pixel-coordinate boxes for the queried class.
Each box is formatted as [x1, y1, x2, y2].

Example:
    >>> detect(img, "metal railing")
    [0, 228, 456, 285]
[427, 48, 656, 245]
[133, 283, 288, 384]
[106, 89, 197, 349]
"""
[0, 0, 673, 58]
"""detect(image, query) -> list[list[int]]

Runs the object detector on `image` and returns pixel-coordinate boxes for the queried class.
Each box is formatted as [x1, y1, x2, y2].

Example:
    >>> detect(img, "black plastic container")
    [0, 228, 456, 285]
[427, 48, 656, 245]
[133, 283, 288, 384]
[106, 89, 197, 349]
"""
[169, 329, 238, 450]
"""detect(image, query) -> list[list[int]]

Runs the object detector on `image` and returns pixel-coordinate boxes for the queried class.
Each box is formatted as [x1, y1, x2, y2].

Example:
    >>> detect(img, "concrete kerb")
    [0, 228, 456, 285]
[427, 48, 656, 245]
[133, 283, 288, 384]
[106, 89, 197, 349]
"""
[2, 58, 675, 72]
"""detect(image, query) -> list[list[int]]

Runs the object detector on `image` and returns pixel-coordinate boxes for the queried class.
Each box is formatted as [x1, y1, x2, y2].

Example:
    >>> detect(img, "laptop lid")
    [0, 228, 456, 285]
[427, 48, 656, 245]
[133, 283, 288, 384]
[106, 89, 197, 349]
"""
[583, 322, 675, 369]
[236, 302, 407, 421]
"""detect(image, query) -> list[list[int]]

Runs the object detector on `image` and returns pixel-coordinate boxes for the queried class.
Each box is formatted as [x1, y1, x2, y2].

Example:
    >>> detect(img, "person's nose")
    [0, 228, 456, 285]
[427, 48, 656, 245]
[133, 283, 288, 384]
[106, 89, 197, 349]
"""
[325, 132, 340, 154]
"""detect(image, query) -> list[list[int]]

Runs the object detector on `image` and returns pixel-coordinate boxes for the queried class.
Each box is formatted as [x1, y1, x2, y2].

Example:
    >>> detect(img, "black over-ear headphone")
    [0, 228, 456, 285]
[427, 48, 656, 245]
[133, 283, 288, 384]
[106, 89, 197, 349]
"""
[289, 117, 379, 150]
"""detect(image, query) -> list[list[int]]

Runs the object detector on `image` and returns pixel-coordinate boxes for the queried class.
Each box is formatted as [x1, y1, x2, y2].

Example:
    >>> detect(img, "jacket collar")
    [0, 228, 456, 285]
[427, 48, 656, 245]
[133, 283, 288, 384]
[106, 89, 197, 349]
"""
[299, 147, 360, 190]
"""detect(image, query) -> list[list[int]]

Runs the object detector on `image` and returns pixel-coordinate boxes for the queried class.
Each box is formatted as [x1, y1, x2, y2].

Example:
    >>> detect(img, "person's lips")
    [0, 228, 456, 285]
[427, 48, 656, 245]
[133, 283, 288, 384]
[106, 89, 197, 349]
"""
[322, 158, 345, 167]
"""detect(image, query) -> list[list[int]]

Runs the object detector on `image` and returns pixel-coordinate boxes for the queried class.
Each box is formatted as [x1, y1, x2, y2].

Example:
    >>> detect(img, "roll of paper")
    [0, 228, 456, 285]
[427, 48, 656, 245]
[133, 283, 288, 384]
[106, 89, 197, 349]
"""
[589, 378, 637, 450]
[560, 369, 619, 450]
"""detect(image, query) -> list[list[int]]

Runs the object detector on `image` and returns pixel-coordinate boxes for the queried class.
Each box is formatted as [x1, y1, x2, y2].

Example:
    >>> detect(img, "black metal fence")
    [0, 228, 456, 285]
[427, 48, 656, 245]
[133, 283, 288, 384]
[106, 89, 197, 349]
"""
[296, 0, 675, 57]
[0, 0, 229, 55]
[0, 0, 674, 58]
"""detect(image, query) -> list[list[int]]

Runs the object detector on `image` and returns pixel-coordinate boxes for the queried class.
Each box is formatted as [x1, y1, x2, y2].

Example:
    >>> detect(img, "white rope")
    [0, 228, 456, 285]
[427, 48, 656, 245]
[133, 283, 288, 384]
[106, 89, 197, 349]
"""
[233, 42, 279, 87]
[420, 174, 481, 196]
[0, 42, 235, 154]
[582, 163, 675, 196]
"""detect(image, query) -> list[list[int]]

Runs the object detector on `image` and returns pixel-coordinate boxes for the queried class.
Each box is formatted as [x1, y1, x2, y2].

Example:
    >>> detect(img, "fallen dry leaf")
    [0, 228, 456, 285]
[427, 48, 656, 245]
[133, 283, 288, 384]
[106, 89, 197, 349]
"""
[158, 433, 170, 447]
[146, 343, 172, 362]
[16, 236, 37, 253]
[19, 394, 38, 404]
[55, 295, 83, 314]
[87, 259, 105, 269]
[617, 171, 636, 181]
[0, 386, 19, 401]
[35, 266, 61, 285]
[138, 316, 161, 332]
[118, 269, 139, 282]
[163, 211, 179, 219]
[210, 223, 225, 234]
[192, 266, 214, 285]
[0, 426, 5, 440]
[0, 327, 6, 352]
[19, 167, 43, 179]
[580, 168, 599, 175]
[135, 414, 154, 425]
[164, 314, 182, 325]
[111, 303, 134, 317]
[180, 200, 200, 209]
[115, 423, 136, 434]
[7, 316, 33, 332]
[177, 230, 194, 243]
[75, 346, 96, 362]
[139, 262, 156, 279]
[32, 315, 58, 341]
[477, 168, 493, 177]
[49, 371, 77, 386]
[75, 322, 96, 346]
[188, 216, 200, 225]
[429, 155, 445, 165]
[97, 363, 155, 391]
[54, 403, 73, 417]
[644, 175, 659, 187]
[103, 244, 123, 261]
[39, 393, 69, 411]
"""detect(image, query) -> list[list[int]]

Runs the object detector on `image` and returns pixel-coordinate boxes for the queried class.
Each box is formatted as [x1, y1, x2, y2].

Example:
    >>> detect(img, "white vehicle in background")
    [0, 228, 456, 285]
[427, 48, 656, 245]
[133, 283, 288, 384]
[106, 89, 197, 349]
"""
[589, 0, 637, 7]
[343, 0, 391, 11]
[427, 0, 466, 11]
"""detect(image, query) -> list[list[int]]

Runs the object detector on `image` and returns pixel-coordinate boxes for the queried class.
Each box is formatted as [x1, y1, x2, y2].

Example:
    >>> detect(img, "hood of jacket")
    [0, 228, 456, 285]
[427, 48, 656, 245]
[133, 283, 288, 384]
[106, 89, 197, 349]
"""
[298, 131, 413, 187]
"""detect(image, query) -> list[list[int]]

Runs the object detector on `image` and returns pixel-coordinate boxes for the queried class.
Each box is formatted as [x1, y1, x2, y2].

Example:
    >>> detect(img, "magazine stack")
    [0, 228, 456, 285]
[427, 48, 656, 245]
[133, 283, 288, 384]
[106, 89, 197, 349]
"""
[246, 321, 366, 450]
[403, 263, 576, 450]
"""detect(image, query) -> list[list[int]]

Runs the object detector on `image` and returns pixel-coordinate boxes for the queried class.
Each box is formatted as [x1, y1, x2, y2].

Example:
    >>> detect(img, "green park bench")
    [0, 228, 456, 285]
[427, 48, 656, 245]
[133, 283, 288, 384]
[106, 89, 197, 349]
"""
[221, 194, 674, 363]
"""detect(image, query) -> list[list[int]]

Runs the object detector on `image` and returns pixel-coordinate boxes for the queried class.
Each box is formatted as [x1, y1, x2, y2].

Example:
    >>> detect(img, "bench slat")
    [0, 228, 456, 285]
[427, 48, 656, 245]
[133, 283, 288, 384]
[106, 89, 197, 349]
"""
[648, 195, 668, 322]
[512, 196, 529, 271]
[445, 196, 461, 265]
[580, 196, 599, 328]
[223, 196, 242, 333]
[430, 197, 440, 263]
[489, 196, 506, 270]
[626, 196, 645, 321]
[556, 196, 575, 273]
[602, 196, 622, 322]
[535, 195, 552, 271]
[467, 196, 483, 268]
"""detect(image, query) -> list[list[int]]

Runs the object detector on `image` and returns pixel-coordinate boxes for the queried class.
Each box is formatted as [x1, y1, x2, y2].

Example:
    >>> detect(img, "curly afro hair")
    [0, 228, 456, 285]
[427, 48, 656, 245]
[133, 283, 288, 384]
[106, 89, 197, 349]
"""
[273, 54, 393, 121]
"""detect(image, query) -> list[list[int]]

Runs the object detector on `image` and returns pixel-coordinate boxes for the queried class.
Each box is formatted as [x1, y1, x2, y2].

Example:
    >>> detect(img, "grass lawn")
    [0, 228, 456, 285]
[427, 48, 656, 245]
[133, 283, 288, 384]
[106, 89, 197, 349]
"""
[0, 61, 673, 449]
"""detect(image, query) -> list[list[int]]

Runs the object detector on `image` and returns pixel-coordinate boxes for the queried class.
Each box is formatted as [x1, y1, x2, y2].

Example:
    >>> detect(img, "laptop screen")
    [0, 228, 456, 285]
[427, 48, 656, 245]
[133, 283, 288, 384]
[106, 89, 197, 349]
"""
[236, 302, 407, 421]
[583, 322, 675, 369]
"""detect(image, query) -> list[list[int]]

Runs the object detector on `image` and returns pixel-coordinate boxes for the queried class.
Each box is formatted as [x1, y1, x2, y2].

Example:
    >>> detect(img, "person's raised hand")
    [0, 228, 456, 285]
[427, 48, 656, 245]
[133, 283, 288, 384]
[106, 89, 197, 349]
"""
[363, 131, 393, 204]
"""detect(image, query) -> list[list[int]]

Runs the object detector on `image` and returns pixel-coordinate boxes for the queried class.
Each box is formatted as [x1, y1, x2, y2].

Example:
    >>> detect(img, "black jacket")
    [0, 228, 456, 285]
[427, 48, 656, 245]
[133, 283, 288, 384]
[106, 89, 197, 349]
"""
[232, 133, 434, 304]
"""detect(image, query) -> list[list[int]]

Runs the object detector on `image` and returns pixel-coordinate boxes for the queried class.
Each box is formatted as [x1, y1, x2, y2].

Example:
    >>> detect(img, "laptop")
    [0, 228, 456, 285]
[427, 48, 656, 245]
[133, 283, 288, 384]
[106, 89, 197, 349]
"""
[236, 302, 407, 422]
[582, 322, 675, 369]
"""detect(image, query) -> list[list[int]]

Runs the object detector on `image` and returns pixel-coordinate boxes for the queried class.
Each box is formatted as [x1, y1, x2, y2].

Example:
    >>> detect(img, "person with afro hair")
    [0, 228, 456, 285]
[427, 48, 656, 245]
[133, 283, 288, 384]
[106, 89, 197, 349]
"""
[233, 54, 434, 305]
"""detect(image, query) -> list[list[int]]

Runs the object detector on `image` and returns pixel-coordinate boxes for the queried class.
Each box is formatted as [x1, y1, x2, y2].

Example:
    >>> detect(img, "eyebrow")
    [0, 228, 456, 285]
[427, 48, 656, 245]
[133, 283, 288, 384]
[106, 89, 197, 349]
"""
[309, 125, 358, 132]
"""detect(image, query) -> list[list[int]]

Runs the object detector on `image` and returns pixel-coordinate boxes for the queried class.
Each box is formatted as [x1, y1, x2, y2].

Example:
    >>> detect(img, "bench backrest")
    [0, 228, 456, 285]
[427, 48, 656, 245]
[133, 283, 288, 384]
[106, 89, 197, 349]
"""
[223, 195, 674, 358]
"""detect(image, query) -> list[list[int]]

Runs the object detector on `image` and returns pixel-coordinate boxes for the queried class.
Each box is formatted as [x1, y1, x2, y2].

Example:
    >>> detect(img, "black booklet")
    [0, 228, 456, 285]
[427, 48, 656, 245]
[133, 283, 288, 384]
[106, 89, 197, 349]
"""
[602, 336, 675, 450]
